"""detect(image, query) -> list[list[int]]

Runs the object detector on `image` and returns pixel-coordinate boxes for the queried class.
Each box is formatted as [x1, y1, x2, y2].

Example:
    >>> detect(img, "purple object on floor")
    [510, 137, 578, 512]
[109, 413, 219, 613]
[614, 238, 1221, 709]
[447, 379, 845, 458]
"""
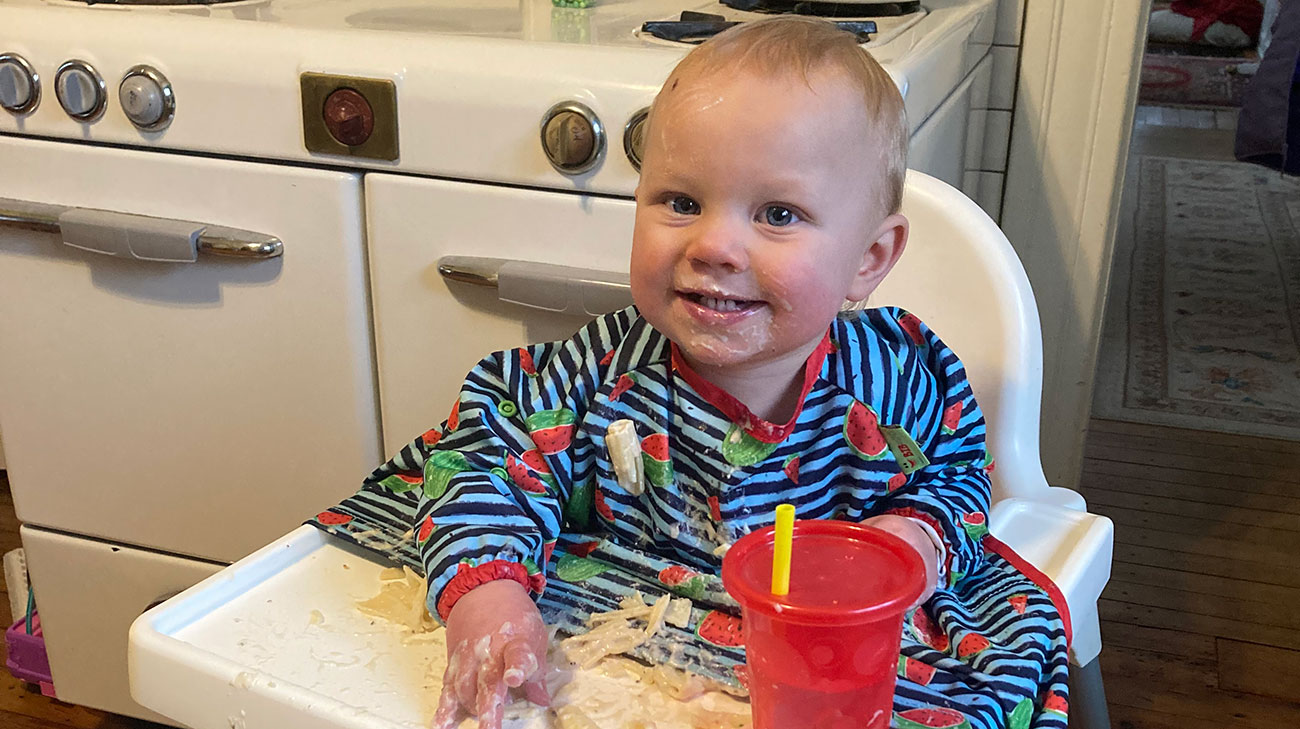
[1236, 0, 1300, 173]
[6, 613, 56, 697]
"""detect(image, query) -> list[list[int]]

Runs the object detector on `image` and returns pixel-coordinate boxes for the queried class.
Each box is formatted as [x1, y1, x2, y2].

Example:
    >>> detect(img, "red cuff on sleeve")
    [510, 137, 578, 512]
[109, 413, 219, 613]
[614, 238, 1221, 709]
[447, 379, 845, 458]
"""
[883, 506, 957, 580]
[435, 559, 531, 621]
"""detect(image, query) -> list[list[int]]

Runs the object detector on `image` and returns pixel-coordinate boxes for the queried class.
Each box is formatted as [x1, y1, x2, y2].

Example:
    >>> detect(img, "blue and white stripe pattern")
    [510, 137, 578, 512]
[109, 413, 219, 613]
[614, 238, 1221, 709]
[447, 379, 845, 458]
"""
[309, 306, 1070, 729]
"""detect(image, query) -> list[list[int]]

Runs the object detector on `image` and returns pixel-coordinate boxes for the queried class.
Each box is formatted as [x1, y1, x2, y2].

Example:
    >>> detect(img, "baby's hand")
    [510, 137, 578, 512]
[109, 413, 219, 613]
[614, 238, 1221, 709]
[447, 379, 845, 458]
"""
[432, 579, 550, 729]
[860, 514, 941, 608]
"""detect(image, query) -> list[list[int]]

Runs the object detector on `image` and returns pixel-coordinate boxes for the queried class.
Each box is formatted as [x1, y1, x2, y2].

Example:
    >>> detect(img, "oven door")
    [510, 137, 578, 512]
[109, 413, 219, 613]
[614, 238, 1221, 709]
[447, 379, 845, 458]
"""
[0, 136, 381, 561]
[365, 174, 636, 455]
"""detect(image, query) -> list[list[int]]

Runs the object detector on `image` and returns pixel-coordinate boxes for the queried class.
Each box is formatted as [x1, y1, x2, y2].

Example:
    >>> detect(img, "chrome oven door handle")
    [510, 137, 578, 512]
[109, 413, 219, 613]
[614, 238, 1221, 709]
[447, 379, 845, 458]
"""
[0, 196, 282, 261]
[438, 255, 633, 316]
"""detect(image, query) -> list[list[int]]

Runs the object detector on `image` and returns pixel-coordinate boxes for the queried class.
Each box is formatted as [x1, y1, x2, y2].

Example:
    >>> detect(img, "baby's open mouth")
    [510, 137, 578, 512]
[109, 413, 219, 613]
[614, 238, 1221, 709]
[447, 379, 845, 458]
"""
[681, 292, 762, 313]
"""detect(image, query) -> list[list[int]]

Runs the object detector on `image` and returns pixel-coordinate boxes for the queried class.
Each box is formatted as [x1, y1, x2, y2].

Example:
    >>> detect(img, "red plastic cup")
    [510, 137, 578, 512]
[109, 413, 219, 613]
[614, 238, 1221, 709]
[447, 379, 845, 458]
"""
[721, 520, 926, 729]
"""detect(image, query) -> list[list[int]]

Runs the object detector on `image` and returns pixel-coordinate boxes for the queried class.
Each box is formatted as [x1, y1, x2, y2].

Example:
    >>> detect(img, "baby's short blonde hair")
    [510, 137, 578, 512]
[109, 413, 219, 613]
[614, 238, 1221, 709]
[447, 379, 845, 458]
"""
[654, 16, 908, 216]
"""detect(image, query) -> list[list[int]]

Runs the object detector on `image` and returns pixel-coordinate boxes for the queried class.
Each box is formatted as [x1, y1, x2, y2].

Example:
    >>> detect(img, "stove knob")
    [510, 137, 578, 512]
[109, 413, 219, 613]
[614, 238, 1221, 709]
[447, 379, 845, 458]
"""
[541, 101, 605, 175]
[623, 107, 650, 172]
[0, 53, 40, 115]
[55, 59, 106, 122]
[119, 65, 175, 132]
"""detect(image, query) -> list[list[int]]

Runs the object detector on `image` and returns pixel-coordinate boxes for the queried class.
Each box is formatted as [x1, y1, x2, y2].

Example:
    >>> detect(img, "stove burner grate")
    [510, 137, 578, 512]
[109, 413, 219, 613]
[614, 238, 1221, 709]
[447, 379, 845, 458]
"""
[642, 11, 877, 44]
[722, 0, 921, 17]
[72, 0, 246, 5]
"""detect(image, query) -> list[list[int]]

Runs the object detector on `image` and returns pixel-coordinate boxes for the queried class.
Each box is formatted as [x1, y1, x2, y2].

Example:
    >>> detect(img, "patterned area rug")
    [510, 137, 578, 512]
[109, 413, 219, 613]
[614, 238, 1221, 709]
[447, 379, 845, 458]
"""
[1093, 156, 1300, 440]
[1139, 52, 1254, 108]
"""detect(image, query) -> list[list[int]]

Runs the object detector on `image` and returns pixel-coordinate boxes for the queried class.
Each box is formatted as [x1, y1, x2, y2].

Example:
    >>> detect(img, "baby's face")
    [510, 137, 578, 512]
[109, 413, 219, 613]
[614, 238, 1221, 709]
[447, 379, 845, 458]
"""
[631, 66, 887, 376]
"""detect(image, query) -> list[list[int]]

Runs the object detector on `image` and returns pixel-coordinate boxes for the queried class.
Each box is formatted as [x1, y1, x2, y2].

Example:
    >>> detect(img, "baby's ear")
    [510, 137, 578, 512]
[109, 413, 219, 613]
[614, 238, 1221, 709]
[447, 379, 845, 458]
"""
[846, 213, 909, 303]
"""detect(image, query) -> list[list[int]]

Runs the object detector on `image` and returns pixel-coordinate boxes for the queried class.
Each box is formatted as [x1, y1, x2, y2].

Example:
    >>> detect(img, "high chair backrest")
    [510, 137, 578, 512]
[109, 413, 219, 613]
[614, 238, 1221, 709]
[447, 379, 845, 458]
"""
[862, 172, 1052, 504]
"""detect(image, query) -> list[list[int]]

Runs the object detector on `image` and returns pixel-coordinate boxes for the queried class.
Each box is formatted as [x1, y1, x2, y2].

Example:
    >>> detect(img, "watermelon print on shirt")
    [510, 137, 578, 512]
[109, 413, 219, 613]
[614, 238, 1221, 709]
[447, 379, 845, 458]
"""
[307, 306, 1070, 729]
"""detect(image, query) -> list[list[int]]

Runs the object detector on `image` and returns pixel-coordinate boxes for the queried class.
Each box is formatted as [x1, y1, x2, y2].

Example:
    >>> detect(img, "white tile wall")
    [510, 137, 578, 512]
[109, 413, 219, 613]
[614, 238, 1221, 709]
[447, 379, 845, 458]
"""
[971, 54, 994, 110]
[995, 0, 1026, 45]
[975, 171, 1006, 218]
[979, 0, 1027, 220]
[990, 46, 1019, 110]
[961, 170, 1004, 218]
[982, 109, 1013, 171]
[966, 109, 991, 170]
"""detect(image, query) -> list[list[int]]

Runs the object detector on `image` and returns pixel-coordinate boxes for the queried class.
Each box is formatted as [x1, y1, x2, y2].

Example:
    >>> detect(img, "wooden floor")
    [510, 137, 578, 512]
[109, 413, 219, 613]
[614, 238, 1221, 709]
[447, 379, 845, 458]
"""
[1082, 419, 1300, 728]
[1, 417, 1299, 727]
[1090, 104, 1300, 726]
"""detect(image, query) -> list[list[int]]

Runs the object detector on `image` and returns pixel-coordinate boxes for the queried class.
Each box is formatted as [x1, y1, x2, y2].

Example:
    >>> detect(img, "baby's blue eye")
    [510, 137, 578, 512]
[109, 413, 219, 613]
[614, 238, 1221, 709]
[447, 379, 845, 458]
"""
[669, 196, 700, 215]
[763, 206, 798, 227]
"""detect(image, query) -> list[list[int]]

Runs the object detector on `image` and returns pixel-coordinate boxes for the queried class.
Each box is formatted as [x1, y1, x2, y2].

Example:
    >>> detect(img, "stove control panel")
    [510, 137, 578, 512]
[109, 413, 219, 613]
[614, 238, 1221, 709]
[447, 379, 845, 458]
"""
[54, 59, 106, 122]
[300, 72, 399, 162]
[541, 101, 605, 175]
[0, 53, 40, 115]
[119, 65, 174, 132]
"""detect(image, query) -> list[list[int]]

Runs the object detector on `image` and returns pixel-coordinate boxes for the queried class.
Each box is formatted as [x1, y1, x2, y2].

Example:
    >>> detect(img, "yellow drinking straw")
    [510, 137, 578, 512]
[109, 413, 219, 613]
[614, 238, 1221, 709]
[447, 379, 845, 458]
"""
[771, 503, 795, 596]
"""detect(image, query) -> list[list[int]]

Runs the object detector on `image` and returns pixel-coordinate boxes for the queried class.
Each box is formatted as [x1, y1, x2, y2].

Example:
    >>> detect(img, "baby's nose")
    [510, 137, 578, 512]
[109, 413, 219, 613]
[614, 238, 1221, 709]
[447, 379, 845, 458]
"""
[685, 214, 749, 271]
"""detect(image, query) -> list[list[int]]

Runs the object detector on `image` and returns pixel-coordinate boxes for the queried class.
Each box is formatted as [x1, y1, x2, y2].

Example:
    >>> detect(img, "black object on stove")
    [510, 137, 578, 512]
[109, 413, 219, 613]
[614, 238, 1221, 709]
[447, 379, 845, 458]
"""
[643, 11, 877, 43]
[77, 0, 243, 4]
[722, 0, 921, 17]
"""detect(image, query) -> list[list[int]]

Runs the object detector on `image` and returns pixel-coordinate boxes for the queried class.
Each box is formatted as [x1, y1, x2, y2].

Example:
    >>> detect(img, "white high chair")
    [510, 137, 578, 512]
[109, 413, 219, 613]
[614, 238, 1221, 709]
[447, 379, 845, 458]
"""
[129, 172, 1113, 729]
[870, 172, 1114, 728]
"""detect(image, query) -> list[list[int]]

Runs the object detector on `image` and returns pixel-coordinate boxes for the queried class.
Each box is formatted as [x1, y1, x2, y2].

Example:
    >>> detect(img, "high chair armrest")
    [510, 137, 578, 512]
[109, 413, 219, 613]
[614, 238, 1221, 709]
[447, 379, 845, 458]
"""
[988, 497, 1114, 665]
[1039, 485, 1088, 511]
[989, 498, 1113, 607]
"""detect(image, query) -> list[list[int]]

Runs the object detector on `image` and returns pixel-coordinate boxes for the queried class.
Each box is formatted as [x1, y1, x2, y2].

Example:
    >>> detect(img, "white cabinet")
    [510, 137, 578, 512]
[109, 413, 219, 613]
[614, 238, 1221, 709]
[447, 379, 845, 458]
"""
[365, 175, 636, 454]
[0, 136, 381, 561]
[23, 525, 224, 723]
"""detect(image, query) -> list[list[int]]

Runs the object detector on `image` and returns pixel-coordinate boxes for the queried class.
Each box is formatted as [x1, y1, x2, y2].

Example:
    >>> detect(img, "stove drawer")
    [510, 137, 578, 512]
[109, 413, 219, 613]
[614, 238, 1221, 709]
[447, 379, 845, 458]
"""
[21, 525, 224, 725]
[0, 135, 381, 562]
[365, 174, 636, 455]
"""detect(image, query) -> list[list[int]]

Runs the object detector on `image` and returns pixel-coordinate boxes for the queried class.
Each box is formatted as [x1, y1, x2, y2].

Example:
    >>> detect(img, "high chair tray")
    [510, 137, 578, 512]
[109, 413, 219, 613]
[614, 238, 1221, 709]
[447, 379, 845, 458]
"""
[131, 526, 755, 729]
[130, 525, 452, 729]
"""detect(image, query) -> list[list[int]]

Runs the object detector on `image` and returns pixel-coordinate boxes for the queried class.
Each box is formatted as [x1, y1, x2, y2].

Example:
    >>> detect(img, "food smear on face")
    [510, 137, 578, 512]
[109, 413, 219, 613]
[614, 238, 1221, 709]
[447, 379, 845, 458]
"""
[674, 305, 774, 369]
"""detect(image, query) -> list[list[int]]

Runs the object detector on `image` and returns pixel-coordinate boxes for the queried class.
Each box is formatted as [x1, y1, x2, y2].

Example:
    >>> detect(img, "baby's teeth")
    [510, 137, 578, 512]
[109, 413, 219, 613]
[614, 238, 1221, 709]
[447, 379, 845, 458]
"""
[700, 296, 740, 312]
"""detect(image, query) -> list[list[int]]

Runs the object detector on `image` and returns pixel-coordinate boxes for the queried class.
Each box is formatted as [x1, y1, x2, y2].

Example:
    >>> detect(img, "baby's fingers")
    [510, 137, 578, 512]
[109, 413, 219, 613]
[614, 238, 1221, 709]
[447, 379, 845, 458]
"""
[523, 678, 551, 707]
[451, 648, 481, 714]
[475, 657, 509, 729]
[501, 639, 541, 688]
[501, 638, 550, 707]
[430, 667, 464, 729]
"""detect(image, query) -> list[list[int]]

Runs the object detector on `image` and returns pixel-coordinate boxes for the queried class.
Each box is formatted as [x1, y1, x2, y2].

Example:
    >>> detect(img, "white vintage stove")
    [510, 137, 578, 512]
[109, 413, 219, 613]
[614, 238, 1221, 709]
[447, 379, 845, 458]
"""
[0, 0, 995, 721]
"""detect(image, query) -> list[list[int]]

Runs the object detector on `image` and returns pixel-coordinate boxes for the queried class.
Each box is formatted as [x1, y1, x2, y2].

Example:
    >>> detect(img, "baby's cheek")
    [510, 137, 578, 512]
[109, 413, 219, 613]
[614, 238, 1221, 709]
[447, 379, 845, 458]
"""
[764, 272, 842, 341]
[762, 258, 827, 310]
[627, 253, 663, 308]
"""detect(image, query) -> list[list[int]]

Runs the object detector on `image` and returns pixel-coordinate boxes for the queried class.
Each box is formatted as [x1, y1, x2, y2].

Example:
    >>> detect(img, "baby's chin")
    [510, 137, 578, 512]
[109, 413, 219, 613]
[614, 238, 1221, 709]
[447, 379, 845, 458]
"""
[671, 321, 775, 370]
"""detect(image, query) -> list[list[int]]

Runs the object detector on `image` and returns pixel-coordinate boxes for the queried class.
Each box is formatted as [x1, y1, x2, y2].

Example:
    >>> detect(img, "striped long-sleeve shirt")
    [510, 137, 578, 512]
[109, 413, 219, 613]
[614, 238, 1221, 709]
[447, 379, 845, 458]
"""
[310, 306, 1071, 729]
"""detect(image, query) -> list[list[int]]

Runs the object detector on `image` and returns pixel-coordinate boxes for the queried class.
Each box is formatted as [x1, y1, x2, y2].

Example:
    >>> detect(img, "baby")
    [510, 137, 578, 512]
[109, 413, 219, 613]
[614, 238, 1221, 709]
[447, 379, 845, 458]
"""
[312, 16, 1070, 729]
